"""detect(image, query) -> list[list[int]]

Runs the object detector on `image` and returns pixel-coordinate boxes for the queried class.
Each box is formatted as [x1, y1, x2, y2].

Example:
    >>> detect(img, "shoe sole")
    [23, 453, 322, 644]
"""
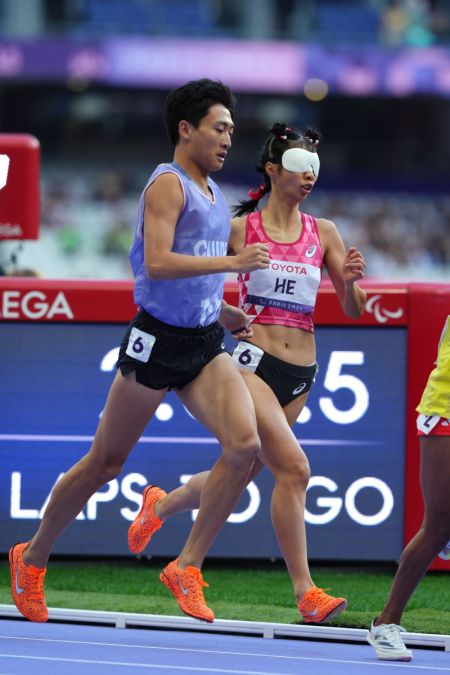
[367, 635, 412, 661]
[159, 570, 213, 623]
[128, 485, 155, 554]
[302, 599, 348, 624]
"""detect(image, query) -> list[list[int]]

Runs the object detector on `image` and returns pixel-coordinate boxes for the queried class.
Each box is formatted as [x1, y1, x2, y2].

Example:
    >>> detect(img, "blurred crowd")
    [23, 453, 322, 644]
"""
[44, 0, 450, 46]
[2, 0, 449, 46]
[308, 188, 450, 279]
[1, 167, 448, 281]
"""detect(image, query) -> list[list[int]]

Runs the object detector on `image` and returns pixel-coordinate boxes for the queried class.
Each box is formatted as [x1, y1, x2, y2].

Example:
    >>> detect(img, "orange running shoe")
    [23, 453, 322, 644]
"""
[160, 559, 214, 623]
[9, 542, 48, 623]
[297, 587, 347, 624]
[128, 485, 167, 554]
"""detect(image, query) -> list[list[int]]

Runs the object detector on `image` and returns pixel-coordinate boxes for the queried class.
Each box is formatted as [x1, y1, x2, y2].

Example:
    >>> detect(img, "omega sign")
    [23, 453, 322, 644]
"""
[0, 290, 74, 320]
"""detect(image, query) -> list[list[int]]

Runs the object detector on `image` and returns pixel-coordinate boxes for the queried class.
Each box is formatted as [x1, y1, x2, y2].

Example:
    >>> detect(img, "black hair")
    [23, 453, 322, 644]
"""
[233, 122, 321, 217]
[163, 79, 236, 146]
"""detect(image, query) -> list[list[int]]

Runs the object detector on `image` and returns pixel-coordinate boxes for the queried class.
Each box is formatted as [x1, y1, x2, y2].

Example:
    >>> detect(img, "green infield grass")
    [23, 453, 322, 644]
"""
[1, 559, 449, 634]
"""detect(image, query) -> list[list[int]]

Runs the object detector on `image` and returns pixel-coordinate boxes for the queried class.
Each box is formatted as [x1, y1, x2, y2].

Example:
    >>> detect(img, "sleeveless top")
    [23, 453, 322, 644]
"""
[237, 210, 323, 332]
[129, 162, 230, 328]
[417, 315, 450, 418]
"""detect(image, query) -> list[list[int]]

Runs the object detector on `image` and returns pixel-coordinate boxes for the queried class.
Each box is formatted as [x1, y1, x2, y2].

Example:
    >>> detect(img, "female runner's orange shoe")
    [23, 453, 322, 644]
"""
[128, 484, 167, 554]
[297, 587, 347, 624]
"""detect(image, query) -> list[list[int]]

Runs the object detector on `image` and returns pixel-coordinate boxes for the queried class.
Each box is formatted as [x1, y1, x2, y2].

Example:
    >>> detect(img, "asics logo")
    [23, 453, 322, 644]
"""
[303, 608, 318, 616]
[15, 567, 24, 595]
[305, 245, 317, 258]
[292, 382, 307, 395]
[177, 576, 189, 595]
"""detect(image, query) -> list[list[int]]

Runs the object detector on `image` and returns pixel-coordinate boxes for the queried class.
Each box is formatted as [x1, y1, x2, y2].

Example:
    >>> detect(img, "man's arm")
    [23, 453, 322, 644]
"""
[144, 174, 269, 280]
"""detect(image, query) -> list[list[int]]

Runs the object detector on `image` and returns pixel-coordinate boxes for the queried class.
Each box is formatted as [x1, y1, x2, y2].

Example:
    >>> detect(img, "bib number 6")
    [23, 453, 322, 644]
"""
[125, 327, 156, 363]
[238, 349, 252, 366]
[132, 336, 144, 354]
[232, 342, 264, 373]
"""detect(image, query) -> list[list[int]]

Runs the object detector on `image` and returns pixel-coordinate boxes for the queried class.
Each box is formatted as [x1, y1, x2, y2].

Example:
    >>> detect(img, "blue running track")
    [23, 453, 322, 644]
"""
[0, 619, 449, 674]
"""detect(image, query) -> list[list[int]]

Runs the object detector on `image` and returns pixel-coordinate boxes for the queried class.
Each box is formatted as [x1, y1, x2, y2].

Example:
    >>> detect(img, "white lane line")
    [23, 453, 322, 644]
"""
[0, 654, 325, 674]
[0, 433, 377, 446]
[0, 434, 218, 444]
[6, 632, 339, 660]
[0, 650, 449, 672]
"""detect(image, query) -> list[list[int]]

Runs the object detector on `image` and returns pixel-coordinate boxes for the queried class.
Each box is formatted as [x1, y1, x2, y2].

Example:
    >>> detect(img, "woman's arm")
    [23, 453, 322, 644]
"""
[318, 218, 367, 319]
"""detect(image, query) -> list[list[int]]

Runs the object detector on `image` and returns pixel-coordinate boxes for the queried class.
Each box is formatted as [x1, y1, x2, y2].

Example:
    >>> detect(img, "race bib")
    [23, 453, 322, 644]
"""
[126, 327, 156, 363]
[232, 342, 264, 373]
[416, 413, 440, 435]
[246, 259, 321, 313]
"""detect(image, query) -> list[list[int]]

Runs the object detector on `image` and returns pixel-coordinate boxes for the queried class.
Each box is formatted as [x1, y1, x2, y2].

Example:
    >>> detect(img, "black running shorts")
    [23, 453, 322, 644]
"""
[117, 310, 226, 390]
[231, 340, 317, 407]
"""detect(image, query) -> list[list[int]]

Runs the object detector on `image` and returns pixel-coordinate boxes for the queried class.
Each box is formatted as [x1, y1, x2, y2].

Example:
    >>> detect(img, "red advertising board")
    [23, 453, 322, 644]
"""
[0, 277, 449, 568]
[0, 277, 408, 326]
[0, 134, 40, 240]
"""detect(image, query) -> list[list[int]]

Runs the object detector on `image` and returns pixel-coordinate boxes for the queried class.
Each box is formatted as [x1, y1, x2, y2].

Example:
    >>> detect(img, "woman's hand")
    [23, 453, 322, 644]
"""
[343, 246, 366, 284]
[230, 243, 270, 273]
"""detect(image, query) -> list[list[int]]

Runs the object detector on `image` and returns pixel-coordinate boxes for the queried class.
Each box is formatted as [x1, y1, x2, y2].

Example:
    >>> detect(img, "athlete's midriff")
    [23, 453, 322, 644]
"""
[247, 323, 316, 366]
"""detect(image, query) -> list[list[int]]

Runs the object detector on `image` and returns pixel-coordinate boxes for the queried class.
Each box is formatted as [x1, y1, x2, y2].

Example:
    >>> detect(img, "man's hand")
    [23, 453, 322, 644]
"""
[219, 303, 253, 339]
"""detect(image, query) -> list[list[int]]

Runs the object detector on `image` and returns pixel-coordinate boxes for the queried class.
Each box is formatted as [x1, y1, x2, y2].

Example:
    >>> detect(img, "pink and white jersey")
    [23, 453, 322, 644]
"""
[237, 211, 323, 332]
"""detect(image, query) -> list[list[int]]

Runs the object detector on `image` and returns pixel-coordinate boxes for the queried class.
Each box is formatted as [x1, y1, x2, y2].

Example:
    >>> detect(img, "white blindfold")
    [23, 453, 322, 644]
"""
[281, 148, 320, 177]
